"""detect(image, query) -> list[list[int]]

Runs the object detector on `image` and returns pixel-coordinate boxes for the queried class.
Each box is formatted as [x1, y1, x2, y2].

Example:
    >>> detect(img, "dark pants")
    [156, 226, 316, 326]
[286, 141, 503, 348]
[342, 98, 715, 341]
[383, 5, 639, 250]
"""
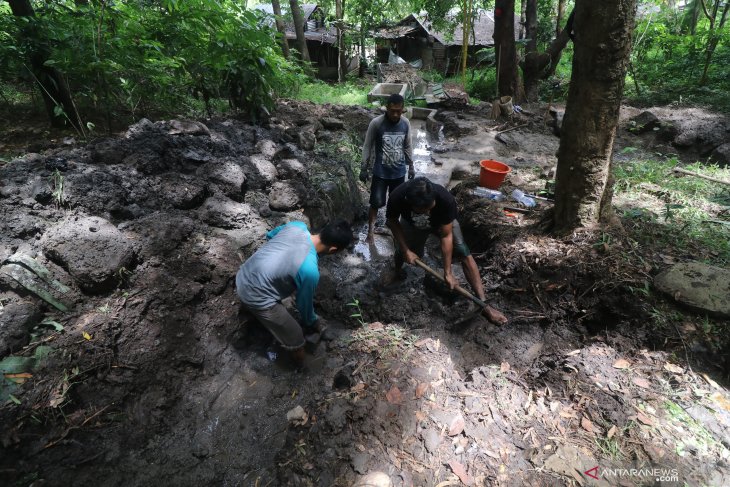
[394, 219, 471, 266]
[369, 176, 405, 209]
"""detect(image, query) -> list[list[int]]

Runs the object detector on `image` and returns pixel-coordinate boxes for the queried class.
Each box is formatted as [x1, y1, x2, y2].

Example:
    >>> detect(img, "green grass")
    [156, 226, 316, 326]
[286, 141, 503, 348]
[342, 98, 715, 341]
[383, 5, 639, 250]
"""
[292, 79, 370, 106]
[613, 157, 730, 266]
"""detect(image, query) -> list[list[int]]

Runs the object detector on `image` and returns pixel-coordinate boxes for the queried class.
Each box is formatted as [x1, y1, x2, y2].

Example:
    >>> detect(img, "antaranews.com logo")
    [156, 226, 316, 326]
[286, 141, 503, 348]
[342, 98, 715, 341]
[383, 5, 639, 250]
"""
[585, 466, 680, 483]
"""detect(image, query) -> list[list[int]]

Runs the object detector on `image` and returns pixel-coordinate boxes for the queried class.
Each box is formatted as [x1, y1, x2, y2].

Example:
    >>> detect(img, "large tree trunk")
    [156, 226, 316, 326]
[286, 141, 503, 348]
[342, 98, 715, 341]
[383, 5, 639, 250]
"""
[493, 0, 521, 100]
[271, 0, 290, 59]
[525, 0, 537, 53]
[552, 0, 637, 232]
[9, 0, 79, 129]
[289, 0, 311, 63]
[359, 23, 367, 78]
[336, 0, 345, 82]
[522, 9, 574, 102]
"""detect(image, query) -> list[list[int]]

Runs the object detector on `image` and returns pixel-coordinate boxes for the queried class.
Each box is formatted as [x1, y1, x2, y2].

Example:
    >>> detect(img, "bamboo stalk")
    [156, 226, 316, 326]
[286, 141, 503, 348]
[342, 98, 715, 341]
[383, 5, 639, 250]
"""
[673, 167, 730, 186]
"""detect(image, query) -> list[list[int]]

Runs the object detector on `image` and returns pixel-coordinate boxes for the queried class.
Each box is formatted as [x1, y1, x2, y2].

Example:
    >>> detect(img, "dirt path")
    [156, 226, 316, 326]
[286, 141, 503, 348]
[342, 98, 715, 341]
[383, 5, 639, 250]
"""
[1, 101, 729, 487]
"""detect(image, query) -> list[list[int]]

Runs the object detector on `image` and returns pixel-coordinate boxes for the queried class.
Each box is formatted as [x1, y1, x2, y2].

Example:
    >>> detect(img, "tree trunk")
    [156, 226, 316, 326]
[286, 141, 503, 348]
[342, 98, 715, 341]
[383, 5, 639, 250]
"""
[271, 0, 290, 59]
[519, 0, 526, 39]
[556, 0, 566, 36]
[289, 0, 311, 63]
[359, 23, 367, 77]
[522, 9, 574, 102]
[336, 0, 345, 82]
[526, 0, 537, 53]
[552, 0, 637, 232]
[699, 0, 729, 85]
[493, 0, 521, 100]
[461, 0, 474, 80]
[9, 0, 79, 129]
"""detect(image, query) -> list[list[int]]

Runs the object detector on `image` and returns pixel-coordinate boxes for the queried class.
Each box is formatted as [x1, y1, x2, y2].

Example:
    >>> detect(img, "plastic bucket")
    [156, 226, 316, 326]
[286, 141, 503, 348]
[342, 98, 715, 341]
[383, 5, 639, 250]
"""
[479, 160, 511, 189]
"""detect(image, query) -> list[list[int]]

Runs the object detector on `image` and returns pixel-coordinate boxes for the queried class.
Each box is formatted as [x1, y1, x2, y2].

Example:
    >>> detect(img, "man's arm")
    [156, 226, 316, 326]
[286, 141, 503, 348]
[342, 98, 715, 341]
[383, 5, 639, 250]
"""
[361, 118, 378, 169]
[266, 224, 286, 240]
[386, 217, 418, 264]
[438, 222, 457, 289]
[294, 258, 319, 327]
[403, 118, 414, 178]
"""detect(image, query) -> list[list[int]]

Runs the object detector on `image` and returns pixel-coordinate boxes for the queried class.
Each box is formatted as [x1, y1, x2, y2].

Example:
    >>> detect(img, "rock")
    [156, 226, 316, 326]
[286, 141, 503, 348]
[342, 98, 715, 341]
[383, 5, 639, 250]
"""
[255, 139, 278, 159]
[196, 159, 245, 200]
[243, 155, 278, 189]
[41, 216, 136, 293]
[448, 413, 465, 436]
[627, 111, 660, 134]
[268, 181, 301, 211]
[321, 117, 345, 130]
[154, 174, 207, 210]
[286, 405, 308, 425]
[656, 121, 679, 142]
[276, 159, 306, 180]
[125, 118, 157, 139]
[350, 452, 369, 475]
[298, 131, 316, 151]
[422, 428, 441, 453]
[167, 120, 211, 136]
[89, 138, 126, 165]
[709, 143, 730, 167]
[549, 108, 564, 136]
[654, 262, 730, 318]
[199, 196, 256, 229]
[0, 298, 43, 357]
[274, 143, 299, 160]
[352, 472, 392, 487]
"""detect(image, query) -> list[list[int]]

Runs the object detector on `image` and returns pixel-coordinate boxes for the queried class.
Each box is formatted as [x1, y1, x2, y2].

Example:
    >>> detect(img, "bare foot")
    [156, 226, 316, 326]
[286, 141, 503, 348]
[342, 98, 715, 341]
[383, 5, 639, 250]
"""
[482, 305, 508, 325]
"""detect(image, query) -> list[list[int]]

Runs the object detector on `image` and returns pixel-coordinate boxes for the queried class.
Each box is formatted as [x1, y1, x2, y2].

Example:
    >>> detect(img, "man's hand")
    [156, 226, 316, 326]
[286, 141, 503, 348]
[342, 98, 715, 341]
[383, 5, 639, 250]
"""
[404, 249, 419, 265]
[359, 164, 369, 183]
[444, 271, 457, 290]
[408, 165, 415, 180]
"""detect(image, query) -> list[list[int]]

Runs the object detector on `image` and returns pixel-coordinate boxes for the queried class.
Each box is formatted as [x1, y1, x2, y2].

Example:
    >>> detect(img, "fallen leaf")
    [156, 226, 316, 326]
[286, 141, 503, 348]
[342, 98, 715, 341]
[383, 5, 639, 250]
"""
[664, 363, 683, 374]
[385, 385, 402, 404]
[368, 322, 384, 331]
[613, 359, 631, 369]
[581, 416, 594, 433]
[500, 362, 510, 373]
[633, 377, 651, 389]
[415, 410, 427, 422]
[414, 338, 430, 348]
[449, 413, 465, 436]
[484, 449, 500, 459]
[701, 373, 721, 390]
[415, 383, 428, 399]
[710, 392, 730, 412]
[636, 411, 654, 426]
[8, 394, 21, 405]
[82, 331, 92, 340]
[559, 407, 577, 418]
[607, 425, 617, 439]
[350, 382, 366, 393]
[566, 349, 581, 357]
[448, 460, 474, 486]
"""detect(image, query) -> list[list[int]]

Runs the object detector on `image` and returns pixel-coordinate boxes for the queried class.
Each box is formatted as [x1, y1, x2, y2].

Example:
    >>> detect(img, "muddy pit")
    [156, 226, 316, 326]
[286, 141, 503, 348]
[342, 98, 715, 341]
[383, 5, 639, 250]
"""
[1, 101, 729, 486]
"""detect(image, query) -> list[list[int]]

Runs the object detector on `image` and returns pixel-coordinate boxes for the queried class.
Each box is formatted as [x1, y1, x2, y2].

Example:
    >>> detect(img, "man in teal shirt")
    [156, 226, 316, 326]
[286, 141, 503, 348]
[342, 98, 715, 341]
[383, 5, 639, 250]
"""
[236, 220, 353, 365]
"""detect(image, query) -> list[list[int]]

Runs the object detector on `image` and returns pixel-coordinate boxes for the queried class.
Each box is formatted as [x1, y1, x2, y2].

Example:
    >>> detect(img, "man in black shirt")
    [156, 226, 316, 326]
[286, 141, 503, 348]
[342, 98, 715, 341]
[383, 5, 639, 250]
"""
[385, 177, 507, 325]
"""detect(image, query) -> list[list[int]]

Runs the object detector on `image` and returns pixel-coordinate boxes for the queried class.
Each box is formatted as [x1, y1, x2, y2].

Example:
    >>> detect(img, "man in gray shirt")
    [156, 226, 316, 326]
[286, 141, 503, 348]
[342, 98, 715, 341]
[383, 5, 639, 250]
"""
[360, 93, 414, 243]
[236, 220, 353, 365]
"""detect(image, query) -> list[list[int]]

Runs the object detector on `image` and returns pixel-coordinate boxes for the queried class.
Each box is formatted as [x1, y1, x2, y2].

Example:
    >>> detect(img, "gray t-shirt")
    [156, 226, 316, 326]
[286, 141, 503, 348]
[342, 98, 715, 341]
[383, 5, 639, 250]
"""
[362, 114, 413, 179]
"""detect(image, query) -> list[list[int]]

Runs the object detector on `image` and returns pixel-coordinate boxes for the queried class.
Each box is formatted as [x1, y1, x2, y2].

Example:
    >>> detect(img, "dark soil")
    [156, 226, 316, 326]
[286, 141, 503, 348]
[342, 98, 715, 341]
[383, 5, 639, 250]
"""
[1, 100, 729, 487]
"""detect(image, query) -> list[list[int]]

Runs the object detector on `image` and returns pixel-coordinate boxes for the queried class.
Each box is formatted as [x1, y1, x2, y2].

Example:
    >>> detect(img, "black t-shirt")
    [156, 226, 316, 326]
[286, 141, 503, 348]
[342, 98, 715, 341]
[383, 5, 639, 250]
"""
[386, 180, 458, 230]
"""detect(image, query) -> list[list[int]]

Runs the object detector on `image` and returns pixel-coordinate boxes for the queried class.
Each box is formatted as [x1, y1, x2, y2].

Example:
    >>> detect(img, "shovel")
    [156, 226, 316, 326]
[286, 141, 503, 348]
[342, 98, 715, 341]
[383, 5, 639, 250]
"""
[414, 258, 488, 322]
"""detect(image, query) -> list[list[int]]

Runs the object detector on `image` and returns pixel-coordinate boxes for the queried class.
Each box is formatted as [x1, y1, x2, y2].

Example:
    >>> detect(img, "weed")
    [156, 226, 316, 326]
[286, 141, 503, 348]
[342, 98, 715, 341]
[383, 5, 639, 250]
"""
[348, 323, 418, 360]
[49, 169, 65, 207]
[595, 436, 624, 461]
[293, 79, 369, 106]
[628, 280, 652, 298]
[346, 298, 366, 327]
[96, 302, 112, 315]
[117, 267, 132, 287]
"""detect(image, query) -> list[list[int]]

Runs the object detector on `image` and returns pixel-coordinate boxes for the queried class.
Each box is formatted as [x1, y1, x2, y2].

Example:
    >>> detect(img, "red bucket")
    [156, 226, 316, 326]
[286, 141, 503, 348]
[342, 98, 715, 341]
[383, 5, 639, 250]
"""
[479, 160, 511, 189]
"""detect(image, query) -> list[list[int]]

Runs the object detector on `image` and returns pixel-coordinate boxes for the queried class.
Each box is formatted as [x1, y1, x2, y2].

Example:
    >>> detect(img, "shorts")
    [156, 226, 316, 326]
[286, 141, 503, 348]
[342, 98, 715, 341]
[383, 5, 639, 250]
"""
[242, 302, 305, 350]
[369, 176, 405, 209]
[394, 219, 471, 261]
